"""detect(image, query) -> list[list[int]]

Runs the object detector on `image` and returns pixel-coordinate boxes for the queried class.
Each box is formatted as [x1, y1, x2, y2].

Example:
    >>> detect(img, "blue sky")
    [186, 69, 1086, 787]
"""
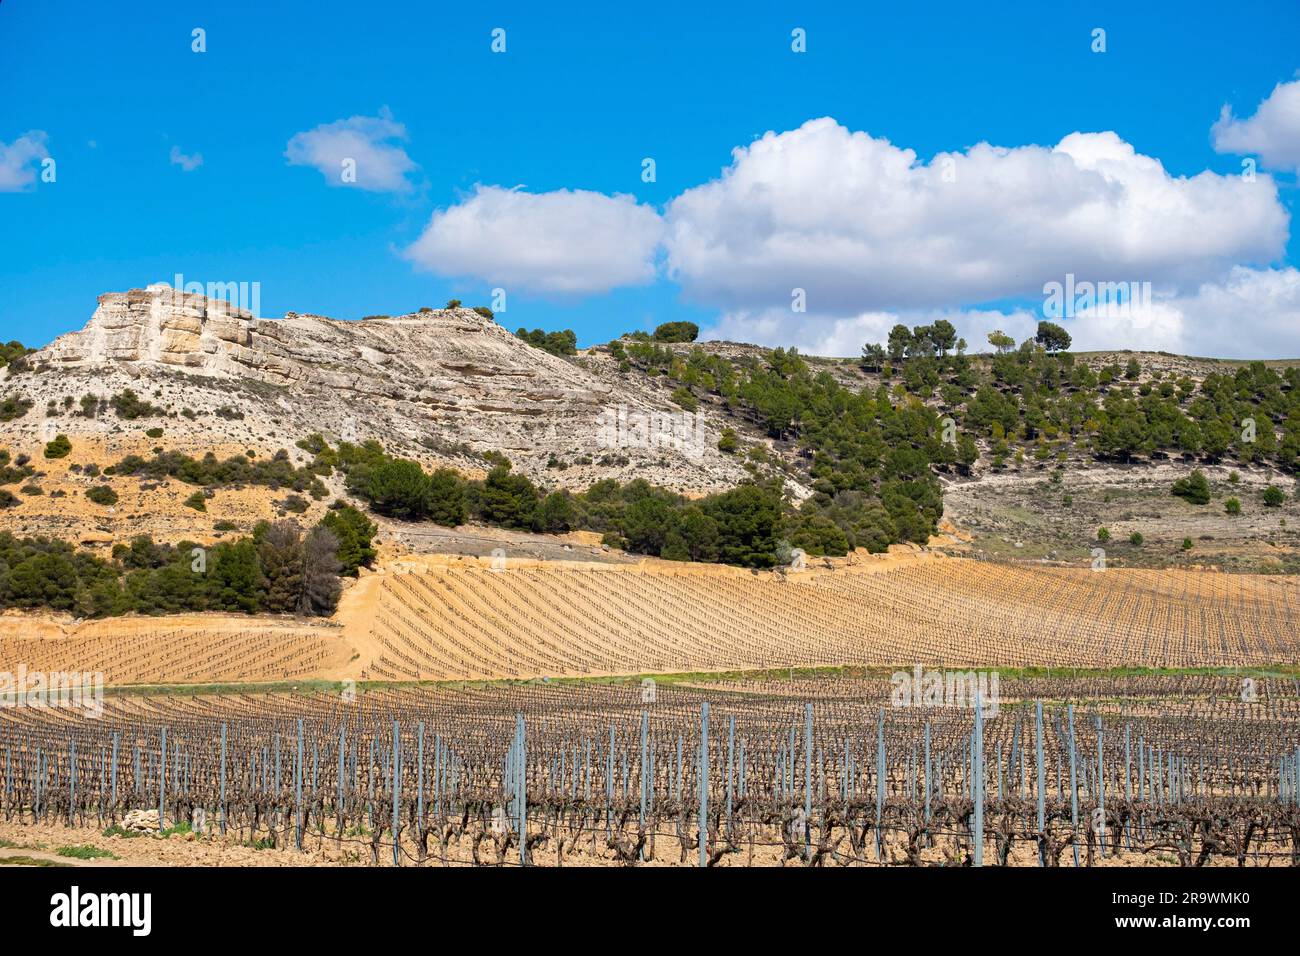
[2, 0, 1299, 356]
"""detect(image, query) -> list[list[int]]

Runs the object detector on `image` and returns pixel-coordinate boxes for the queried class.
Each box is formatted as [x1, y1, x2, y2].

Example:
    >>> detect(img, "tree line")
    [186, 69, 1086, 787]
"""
[0, 504, 376, 619]
[318, 435, 933, 567]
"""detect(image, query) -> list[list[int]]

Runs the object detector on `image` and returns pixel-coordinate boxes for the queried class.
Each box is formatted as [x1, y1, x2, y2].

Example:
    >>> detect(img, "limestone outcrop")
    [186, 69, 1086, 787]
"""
[10, 284, 760, 495]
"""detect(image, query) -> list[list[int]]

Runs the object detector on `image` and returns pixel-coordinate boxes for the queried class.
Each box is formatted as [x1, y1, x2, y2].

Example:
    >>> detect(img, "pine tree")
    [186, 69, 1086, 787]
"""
[258, 521, 304, 614]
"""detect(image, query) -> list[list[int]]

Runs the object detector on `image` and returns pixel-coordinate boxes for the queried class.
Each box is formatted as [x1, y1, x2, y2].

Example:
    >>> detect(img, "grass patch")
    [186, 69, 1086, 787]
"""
[101, 822, 191, 839]
[56, 844, 117, 860]
[101, 824, 146, 839]
[0, 855, 71, 867]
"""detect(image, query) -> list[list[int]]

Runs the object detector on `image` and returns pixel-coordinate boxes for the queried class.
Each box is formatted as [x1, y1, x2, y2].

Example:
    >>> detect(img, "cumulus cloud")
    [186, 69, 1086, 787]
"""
[404, 185, 664, 295]
[390, 115, 1292, 356]
[1069, 266, 1300, 358]
[169, 145, 203, 172]
[664, 118, 1287, 315]
[706, 268, 1300, 361]
[1212, 76, 1300, 171]
[703, 307, 1040, 358]
[285, 108, 417, 192]
[0, 130, 50, 191]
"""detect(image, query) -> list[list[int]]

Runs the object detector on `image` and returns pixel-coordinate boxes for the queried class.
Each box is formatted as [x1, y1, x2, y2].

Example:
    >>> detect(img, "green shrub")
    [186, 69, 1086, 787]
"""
[0, 341, 32, 368]
[1096, 527, 1110, 542]
[1129, 531, 1143, 545]
[717, 428, 738, 454]
[109, 388, 163, 420]
[514, 327, 577, 357]
[1263, 485, 1285, 507]
[43, 435, 72, 459]
[184, 491, 207, 512]
[295, 434, 330, 456]
[101, 825, 145, 840]
[1181, 538, 1193, 551]
[1225, 497, 1241, 515]
[145, 427, 164, 439]
[319, 504, 377, 575]
[362, 458, 433, 520]
[0, 395, 33, 422]
[538, 490, 577, 534]
[477, 464, 540, 530]
[110, 449, 326, 498]
[652, 321, 699, 343]
[1171, 470, 1210, 505]
[86, 486, 118, 506]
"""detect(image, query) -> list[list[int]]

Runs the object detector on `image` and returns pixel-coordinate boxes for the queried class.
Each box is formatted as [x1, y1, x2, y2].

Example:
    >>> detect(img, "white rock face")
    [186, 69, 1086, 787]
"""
[45, 286, 253, 368]
[15, 286, 763, 495]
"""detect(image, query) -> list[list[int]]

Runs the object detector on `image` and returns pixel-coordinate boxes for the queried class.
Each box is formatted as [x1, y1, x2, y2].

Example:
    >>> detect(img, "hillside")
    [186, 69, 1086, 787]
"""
[1, 284, 1298, 580]
[2, 284, 752, 495]
[3, 551, 1295, 685]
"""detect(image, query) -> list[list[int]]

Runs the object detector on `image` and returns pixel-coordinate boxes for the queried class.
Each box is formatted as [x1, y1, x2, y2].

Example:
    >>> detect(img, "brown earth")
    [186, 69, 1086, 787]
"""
[0, 817, 1272, 868]
[2, 549, 1295, 687]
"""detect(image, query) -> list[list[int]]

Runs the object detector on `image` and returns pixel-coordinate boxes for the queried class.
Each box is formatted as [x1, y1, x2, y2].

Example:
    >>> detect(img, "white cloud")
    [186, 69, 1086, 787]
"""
[0, 131, 50, 191]
[404, 185, 664, 295]
[707, 268, 1300, 361]
[387, 115, 1294, 357]
[664, 118, 1287, 315]
[285, 108, 416, 192]
[169, 145, 203, 172]
[1212, 76, 1300, 172]
[1070, 266, 1300, 358]
[703, 307, 1039, 358]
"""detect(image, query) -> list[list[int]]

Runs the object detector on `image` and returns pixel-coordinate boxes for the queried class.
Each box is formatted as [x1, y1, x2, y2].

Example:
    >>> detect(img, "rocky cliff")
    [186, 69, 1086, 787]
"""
[7, 284, 758, 494]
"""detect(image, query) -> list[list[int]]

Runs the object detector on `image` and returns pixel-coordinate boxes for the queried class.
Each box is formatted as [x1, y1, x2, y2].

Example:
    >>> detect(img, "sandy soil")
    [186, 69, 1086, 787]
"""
[0, 435, 339, 547]
[3, 545, 1295, 687]
[0, 817, 1272, 868]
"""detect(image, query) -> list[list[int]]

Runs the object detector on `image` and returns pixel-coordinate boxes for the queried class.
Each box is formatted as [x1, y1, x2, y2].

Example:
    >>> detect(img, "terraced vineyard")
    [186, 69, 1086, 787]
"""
[3, 556, 1296, 688]
[361, 558, 1300, 681]
[0, 619, 346, 687]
